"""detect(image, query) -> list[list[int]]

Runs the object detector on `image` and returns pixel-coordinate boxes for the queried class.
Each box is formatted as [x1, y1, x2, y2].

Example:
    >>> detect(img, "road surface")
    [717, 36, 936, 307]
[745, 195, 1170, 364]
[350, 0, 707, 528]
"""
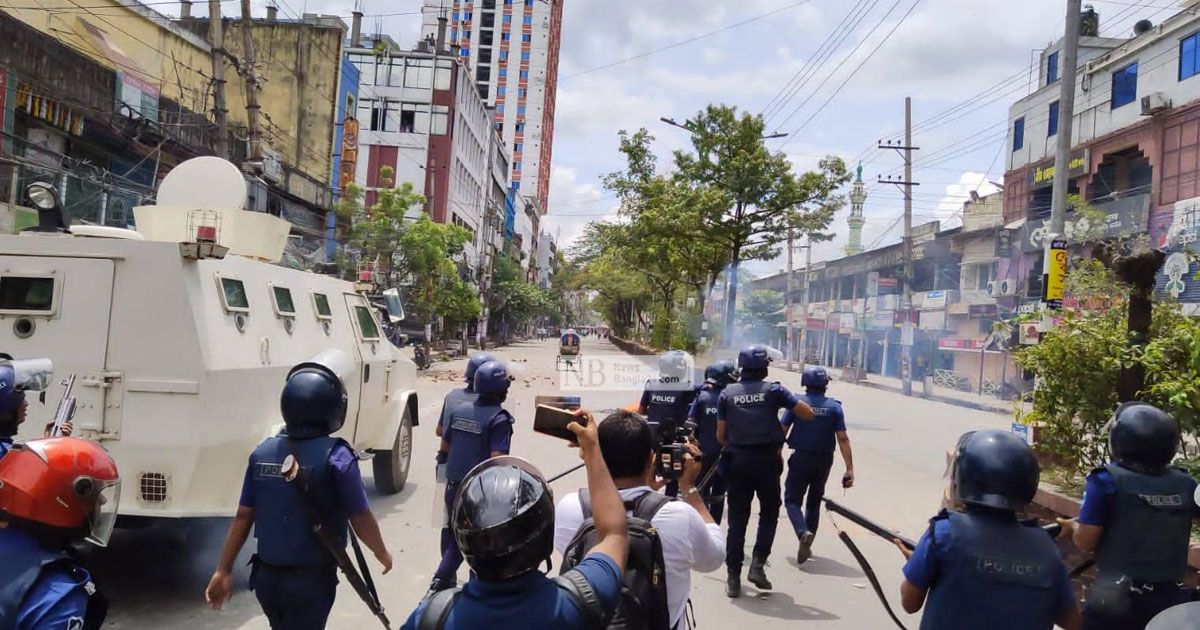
[95, 336, 1011, 628]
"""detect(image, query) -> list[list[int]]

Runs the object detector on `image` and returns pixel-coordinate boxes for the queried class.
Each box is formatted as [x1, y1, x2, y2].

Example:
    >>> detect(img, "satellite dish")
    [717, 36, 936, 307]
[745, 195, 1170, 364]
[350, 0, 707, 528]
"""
[157, 156, 247, 211]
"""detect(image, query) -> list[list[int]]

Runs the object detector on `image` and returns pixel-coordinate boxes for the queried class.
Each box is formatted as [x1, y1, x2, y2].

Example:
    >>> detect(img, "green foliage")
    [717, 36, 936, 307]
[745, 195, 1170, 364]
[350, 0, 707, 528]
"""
[337, 168, 426, 282]
[396, 214, 479, 331]
[739, 290, 785, 343]
[1138, 317, 1200, 463]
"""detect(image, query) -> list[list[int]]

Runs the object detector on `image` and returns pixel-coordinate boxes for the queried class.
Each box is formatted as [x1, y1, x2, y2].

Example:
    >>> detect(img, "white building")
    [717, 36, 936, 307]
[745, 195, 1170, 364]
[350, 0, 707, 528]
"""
[421, 0, 563, 214]
[535, 229, 556, 288]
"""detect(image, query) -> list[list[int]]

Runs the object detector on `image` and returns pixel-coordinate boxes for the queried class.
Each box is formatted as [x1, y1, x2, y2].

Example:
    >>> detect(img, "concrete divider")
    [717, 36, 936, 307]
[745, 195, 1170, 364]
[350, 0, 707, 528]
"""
[609, 335, 657, 355]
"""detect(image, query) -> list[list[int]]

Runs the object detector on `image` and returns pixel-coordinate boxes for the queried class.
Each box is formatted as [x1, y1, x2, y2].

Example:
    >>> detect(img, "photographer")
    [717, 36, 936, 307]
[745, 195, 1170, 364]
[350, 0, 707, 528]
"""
[403, 412, 627, 630]
[554, 411, 725, 630]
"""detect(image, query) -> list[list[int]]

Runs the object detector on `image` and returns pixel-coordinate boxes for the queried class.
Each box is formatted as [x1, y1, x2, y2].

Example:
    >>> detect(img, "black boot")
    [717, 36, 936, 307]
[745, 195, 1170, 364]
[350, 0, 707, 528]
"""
[725, 572, 742, 598]
[748, 557, 772, 590]
[424, 576, 456, 600]
[797, 531, 815, 565]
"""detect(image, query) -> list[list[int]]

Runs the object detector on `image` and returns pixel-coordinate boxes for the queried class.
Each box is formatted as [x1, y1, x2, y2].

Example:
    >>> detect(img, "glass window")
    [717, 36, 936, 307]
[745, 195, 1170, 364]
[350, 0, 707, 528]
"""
[480, 30, 494, 46]
[521, 51, 531, 61]
[515, 122, 525, 132]
[497, 104, 505, 113]
[518, 105, 527, 115]
[477, 66, 492, 82]
[523, 14, 532, 25]
[312, 293, 332, 319]
[520, 69, 529, 80]
[1046, 51, 1059, 85]
[461, 48, 470, 57]
[1111, 62, 1139, 109]
[435, 64, 451, 90]
[503, 14, 511, 23]
[0, 277, 54, 311]
[482, 12, 495, 28]
[499, 68, 508, 78]
[450, 28, 458, 41]
[433, 105, 450, 135]
[497, 86, 507, 96]
[514, 142, 523, 152]
[1181, 32, 1200, 81]
[518, 87, 527, 97]
[1012, 117, 1024, 152]
[502, 32, 511, 42]
[1048, 101, 1059, 137]
[464, 11, 472, 20]
[220, 277, 249, 311]
[354, 305, 381, 339]
[514, 161, 522, 171]
[374, 60, 391, 86]
[479, 48, 493, 63]
[522, 34, 532, 43]
[405, 59, 433, 89]
[272, 286, 296, 315]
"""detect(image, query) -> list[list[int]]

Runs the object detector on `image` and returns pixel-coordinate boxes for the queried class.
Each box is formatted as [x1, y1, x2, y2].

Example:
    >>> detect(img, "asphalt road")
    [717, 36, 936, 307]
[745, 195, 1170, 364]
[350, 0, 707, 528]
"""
[95, 336, 1012, 629]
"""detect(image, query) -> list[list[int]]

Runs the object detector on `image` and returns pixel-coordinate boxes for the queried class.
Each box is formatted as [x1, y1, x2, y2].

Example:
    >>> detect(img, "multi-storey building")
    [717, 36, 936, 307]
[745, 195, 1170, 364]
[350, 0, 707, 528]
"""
[420, 0, 563, 215]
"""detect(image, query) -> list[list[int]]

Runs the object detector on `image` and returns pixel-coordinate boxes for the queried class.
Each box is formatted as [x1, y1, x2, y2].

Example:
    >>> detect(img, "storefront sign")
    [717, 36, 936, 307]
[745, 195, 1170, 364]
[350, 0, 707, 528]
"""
[1028, 148, 1090, 190]
[919, 310, 946, 330]
[877, 277, 900, 293]
[1044, 238, 1067, 308]
[839, 313, 856, 335]
[115, 70, 159, 121]
[923, 290, 948, 309]
[1019, 322, 1041, 345]
[806, 318, 826, 330]
[1021, 194, 1150, 252]
[969, 303, 999, 319]
[339, 116, 360, 192]
[938, 338, 987, 350]
[996, 229, 1012, 258]
[867, 271, 879, 297]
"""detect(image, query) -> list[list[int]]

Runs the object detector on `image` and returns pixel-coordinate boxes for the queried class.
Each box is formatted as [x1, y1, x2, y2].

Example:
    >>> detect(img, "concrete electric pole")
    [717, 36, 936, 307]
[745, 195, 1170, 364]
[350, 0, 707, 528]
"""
[1045, 0, 1082, 297]
[879, 97, 919, 396]
[786, 223, 795, 370]
[208, 0, 229, 159]
[239, 0, 263, 163]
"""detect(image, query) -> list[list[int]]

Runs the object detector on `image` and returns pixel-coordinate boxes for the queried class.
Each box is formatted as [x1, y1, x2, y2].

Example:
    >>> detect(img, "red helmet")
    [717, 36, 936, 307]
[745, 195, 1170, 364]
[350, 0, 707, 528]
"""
[0, 437, 121, 546]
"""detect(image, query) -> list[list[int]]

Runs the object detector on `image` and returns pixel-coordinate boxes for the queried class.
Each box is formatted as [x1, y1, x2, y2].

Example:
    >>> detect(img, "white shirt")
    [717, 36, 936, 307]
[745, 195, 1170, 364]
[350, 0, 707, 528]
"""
[554, 486, 726, 628]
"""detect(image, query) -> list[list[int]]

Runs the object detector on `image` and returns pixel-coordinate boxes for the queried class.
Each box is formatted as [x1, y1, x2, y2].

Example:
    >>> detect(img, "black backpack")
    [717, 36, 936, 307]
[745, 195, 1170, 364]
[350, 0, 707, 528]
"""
[561, 489, 672, 630]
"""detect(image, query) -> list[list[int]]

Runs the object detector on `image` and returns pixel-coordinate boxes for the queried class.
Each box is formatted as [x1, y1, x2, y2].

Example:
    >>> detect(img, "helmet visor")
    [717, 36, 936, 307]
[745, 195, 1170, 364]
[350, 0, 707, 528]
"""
[85, 479, 121, 547]
[5, 358, 53, 392]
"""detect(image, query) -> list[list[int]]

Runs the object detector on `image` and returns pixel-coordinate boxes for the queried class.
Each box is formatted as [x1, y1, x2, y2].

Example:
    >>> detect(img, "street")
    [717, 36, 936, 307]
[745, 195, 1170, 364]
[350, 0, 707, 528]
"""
[94, 337, 1010, 629]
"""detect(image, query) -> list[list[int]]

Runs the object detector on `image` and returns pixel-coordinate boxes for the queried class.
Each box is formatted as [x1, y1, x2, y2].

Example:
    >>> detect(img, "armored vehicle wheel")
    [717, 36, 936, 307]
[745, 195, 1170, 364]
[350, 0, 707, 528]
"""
[374, 406, 413, 494]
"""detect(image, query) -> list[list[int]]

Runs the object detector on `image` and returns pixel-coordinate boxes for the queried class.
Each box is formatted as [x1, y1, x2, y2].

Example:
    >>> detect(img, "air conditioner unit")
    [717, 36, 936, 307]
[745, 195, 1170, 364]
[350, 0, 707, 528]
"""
[1141, 92, 1171, 116]
[987, 280, 1002, 297]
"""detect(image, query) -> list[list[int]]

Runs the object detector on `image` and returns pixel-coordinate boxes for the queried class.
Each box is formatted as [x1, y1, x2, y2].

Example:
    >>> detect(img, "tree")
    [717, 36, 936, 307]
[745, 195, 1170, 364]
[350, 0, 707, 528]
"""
[397, 214, 478, 341]
[673, 105, 849, 346]
[336, 167, 425, 283]
[739, 289, 785, 344]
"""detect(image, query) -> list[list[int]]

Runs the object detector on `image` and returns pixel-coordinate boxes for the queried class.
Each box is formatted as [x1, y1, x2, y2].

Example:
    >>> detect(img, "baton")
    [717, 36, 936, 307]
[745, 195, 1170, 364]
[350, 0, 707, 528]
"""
[282, 454, 392, 630]
[547, 462, 586, 483]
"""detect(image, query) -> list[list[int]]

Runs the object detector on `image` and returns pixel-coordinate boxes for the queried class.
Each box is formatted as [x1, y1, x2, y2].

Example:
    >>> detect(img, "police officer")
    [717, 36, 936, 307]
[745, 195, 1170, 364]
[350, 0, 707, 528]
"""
[1057, 403, 1200, 630]
[205, 351, 393, 630]
[782, 366, 854, 565]
[717, 344, 815, 597]
[437, 353, 497, 438]
[639, 350, 698, 445]
[688, 359, 738, 524]
[0, 357, 57, 459]
[403, 414, 628, 630]
[0, 437, 120, 629]
[897, 430, 1082, 630]
[427, 359, 516, 596]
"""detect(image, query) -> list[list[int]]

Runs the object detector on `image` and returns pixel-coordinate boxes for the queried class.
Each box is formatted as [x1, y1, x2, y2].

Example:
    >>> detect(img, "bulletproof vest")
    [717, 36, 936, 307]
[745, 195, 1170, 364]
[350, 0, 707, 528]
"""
[723, 379, 786, 448]
[439, 387, 478, 433]
[249, 434, 349, 566]
[1094, 463, 1195, 583]
[0, 437, 11, 460]
[445, 401, 507, 483]
[786, 394, 841, 454]
[693, 386, 723, 457]
[643, 380, 695, 444]
[921, 510, 1061, 630]
[0, 530, 105, 630]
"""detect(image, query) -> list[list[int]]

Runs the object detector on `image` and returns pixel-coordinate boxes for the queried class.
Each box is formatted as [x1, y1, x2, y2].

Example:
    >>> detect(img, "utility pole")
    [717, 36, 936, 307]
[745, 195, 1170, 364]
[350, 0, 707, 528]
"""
[208, 0, 229, 159]
[879, 97, 919, 396]
[1046, 0, 1081, 290]
[786, 223, 795, 370]
[800, 234, 812, 369]
[239, 0, 263, 163]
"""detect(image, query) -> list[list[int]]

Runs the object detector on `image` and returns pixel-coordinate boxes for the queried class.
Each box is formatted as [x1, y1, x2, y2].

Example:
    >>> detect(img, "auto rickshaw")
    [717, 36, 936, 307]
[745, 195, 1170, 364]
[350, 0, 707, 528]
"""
[557, 329, 581, 371]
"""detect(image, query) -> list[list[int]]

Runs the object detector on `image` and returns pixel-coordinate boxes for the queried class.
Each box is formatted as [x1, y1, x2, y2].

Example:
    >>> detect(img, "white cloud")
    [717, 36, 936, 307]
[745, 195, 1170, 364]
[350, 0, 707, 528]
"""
[543, 165, 617, 249]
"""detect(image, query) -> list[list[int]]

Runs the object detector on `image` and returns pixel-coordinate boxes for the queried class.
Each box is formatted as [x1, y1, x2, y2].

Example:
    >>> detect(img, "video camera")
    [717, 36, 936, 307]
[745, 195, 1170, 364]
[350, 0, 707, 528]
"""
[655, 421, 696, 482]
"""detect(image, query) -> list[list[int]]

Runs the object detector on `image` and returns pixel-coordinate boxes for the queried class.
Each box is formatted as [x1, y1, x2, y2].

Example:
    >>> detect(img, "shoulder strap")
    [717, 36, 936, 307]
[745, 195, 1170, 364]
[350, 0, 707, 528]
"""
[578, 489, 593, 520]
[417, 588, 463, 630]
[631, 490, 671, 521]
[555, 570, 611, 630]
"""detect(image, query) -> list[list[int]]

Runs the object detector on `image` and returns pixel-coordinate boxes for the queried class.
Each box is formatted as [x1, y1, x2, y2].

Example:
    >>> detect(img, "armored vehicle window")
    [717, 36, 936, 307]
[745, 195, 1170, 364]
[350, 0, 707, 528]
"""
[0, 277, 54, 312]
[272, 286, 296, 315]
[354, 305, 381, 340]
[221, 278, 250, 310]
[312, 292, 332, 319]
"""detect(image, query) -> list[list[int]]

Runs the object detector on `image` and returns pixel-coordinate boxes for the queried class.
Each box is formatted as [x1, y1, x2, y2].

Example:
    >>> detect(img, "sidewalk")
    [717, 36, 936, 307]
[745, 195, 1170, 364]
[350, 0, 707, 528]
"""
[785, 364, 1023, 416]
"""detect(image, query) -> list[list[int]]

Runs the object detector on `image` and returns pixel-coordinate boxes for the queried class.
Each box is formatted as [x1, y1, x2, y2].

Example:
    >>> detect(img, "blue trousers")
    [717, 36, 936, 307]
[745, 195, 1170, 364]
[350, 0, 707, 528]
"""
[250, 560, 337, 630]
[1083, 583, 1195, 630]
[724, 446, 783, 573]
[784, 451, 834, 538]
[434, 482, 463, 582]
[699, 457, 727, 525]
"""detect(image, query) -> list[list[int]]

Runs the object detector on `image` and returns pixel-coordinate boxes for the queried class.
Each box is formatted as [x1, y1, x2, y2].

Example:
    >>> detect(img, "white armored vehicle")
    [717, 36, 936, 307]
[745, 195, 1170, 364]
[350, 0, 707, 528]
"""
[1, 157, 417, 519]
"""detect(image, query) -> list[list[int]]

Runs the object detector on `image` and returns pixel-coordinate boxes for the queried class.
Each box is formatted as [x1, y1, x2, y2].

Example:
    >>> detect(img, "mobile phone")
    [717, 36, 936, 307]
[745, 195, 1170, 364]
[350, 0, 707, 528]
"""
[534, 404, 583, 444]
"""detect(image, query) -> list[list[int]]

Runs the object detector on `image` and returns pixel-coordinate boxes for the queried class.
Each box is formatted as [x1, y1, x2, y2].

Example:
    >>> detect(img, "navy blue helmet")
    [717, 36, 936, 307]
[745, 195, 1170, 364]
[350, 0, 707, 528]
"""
[801, 366, 831, 391]
[280, 366, 348, 439]
[952, 430, 1039, 512]
[658, 351, 692, 384]
[454, 456, 555, 581]
[737, 345, 772, 370]
[474, 360, 513, 395]
[465, 352, 498, 386]
[1110, 403, 1180, 474]
[704, 360, 738, 387]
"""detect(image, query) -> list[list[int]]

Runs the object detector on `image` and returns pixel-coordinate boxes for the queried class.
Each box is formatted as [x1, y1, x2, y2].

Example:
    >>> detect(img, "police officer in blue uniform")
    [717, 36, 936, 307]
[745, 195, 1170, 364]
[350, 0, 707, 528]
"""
[0, 357, 56, 459]
[403, 414, 628, 630]
[717, 344, 815, 597]
[638, 351, 697, 445]
[898, 430, 1082, 630]
[0, 436, 120, 630]
[782, 366, 854, 565]
[688, 359, 737, 524]
[1058, 403, 1200, 630]
[205, 352, 393, 630]
[427, 360, 516, 596]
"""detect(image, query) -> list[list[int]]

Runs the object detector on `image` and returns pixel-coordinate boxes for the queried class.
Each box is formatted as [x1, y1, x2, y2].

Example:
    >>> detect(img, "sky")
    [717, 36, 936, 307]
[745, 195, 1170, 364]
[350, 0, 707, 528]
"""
[188, 0, 1176, 276]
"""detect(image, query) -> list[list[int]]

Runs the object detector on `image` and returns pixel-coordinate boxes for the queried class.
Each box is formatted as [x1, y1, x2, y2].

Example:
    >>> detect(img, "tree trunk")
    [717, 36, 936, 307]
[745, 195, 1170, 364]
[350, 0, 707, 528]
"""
[724, 242, 742, 347]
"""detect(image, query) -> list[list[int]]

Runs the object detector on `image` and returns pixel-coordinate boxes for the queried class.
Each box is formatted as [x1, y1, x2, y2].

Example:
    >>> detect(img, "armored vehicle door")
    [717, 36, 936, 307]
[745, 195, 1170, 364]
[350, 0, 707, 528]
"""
[0, 257, 117, 439]
[344, 293, 391, 442]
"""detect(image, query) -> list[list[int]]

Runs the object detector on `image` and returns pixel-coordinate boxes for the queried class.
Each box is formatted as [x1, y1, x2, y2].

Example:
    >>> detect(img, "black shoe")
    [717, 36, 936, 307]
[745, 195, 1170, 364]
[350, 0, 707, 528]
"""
[726, 573, 742, 598]
[424, 576, 455, 600]
[797, 531, 815, 565]
[748, 557, 772, 590]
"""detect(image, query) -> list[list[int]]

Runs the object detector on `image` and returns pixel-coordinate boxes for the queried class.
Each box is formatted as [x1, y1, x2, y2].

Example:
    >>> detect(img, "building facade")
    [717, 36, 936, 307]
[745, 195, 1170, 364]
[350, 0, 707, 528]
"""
[421, 0, 563, 213]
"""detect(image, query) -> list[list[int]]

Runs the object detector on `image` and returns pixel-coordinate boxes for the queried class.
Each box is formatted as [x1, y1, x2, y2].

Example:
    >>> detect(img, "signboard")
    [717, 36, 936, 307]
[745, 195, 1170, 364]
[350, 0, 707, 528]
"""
[1028, 148, 1089, 190]
[901, 323, 915, 346]
[869, 311, 895, 330]
[115, 71, 160, 121]
[919, 310, 946, 330]
[867, 271, 879, 297]
[878, 277, 900, 293]
[1019, 322, 1041, 345]
[806, 318, 826, 331]
[996, 229, 1012, 258]
[838, 313, 856, 335]
[969, 303, 999, 319]
[923, 290, 948, 309]
[1021, 194, 1150, 252]
[938, 338, 987, 350]
[339, 116, 360, 192]
[1044, 238, 1068, 308]
[1011, 422, 1032, 445]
